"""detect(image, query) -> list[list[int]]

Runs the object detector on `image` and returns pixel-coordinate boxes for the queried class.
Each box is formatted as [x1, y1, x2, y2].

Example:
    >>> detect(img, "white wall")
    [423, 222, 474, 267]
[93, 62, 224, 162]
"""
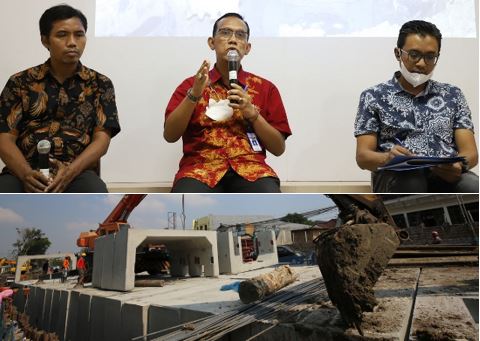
[0, 0, 477, 184]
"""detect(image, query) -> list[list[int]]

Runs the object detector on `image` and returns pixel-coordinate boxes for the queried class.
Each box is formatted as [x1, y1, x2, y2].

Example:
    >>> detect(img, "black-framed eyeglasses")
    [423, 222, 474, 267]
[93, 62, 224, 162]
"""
[216, 28, 248, 41]
[399, 48, 439, 66]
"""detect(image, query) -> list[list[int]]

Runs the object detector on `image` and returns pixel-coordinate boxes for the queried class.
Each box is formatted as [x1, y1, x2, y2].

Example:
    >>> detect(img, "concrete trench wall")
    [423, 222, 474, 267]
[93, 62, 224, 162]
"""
[13, 285, 211, 341]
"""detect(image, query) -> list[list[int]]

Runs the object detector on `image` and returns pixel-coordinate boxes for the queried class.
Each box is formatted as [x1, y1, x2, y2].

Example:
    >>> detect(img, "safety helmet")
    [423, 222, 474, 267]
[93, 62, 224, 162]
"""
[81, 253, 86, 257]
[431, 231, 439, 236]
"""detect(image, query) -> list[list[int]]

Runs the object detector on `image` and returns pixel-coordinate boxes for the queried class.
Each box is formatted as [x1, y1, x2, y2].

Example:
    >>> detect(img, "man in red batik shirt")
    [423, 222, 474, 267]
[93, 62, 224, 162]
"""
[164, 13, 291, 193]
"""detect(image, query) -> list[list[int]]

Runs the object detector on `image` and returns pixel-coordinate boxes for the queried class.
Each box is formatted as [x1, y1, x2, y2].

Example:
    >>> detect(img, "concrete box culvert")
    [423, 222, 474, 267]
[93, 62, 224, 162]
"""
[92, 228, 219, 291]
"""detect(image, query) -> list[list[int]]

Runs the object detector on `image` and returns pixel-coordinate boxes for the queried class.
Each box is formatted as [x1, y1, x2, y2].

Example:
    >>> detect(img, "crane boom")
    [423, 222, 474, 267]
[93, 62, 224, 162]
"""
[77, 194, 147, 250]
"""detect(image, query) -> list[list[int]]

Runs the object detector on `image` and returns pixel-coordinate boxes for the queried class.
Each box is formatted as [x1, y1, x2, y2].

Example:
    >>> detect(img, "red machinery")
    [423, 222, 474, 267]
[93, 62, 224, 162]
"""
[77, 194, 146, 250]
[77, 194, 169, 276]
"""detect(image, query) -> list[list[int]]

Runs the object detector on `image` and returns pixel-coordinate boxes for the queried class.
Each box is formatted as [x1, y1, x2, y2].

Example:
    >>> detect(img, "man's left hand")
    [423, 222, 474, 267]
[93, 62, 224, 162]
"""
[227, 83, 258, 122]
[431, 162, 463, 183]
[46, 159, 77, 192]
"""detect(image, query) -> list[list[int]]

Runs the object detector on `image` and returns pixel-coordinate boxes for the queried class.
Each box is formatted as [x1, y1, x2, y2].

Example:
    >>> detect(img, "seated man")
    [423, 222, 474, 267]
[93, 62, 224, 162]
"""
[0, 5, 120, 193]
[355, 20, 478, 193]
[164, 13, 291, 193]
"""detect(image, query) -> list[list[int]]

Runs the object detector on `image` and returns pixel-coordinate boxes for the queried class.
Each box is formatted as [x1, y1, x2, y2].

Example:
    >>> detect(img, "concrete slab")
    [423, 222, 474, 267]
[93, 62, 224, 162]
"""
[410, 266, 479, 340]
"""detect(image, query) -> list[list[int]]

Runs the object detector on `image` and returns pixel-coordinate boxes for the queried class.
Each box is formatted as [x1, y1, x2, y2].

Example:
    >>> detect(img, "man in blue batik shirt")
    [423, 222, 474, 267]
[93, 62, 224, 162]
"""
[355, 20, 478, 193]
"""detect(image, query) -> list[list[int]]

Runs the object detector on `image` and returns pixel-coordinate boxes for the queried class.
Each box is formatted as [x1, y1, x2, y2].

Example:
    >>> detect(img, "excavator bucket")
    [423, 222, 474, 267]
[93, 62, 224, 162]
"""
[314, 222, 400, 334]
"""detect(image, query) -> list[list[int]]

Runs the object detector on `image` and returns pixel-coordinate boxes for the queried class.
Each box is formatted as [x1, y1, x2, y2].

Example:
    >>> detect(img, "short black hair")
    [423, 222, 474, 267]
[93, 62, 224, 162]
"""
[39, 4, 88, 37]
[397, 20, 442, 52]
[212, 13, 250, 39]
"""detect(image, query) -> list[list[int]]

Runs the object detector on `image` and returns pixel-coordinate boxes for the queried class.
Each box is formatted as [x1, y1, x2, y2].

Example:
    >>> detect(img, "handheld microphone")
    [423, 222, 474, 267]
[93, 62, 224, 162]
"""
[227, 50, 240, 85]
[37, 139, 51, 178]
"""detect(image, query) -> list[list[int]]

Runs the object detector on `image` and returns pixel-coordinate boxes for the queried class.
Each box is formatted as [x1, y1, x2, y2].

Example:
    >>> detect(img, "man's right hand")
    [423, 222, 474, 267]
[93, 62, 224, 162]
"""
[384, 145, 414, 164]
[191, 60, 210, 98]
[21, 169, 51, 192]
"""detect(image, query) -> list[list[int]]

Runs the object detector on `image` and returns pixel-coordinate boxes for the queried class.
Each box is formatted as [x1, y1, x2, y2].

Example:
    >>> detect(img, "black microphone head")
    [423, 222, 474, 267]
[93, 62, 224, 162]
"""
[37, 139, 51, 155]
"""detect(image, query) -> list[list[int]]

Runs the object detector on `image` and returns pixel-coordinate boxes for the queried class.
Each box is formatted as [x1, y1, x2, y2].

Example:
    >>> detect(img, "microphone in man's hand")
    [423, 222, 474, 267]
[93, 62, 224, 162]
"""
[37, 139, 51, 178]
[227, 49, 240, 85]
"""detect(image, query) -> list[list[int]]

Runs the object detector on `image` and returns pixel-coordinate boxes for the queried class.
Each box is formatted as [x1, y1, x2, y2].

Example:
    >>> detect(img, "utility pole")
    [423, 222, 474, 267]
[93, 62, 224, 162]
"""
[168, 212, 177, 230]
[181, 194, 186, 230]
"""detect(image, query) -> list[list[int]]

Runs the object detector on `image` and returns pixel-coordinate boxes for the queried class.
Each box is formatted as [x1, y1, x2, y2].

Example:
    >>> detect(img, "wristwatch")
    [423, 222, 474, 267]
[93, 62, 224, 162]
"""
[461, 160, 469, 173]
[186, 88, 202, 103]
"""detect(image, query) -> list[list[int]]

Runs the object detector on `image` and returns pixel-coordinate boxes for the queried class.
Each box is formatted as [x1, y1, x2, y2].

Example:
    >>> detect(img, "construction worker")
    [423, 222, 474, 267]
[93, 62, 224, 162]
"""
[431, 231, 442, 244]
[76, 253, 87, 286]
[62, 256, 70, 283]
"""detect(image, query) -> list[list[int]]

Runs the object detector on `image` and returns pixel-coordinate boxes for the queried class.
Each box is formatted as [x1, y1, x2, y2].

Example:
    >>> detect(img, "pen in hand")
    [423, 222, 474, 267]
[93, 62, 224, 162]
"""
[393, 137, 404, 147]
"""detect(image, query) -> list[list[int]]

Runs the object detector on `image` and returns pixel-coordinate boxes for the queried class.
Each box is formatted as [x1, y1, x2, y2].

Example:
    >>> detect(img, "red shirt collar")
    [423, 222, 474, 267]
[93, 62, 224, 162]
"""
[209, 64, 247, 87]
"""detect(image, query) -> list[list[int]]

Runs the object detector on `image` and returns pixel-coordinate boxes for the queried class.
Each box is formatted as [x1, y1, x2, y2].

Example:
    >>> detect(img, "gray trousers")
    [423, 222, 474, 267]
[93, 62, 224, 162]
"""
[372, 169, 479, 193]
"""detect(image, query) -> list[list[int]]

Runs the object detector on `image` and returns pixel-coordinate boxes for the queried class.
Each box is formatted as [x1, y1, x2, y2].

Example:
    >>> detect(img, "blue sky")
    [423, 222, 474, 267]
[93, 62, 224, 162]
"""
[0, 194, 335, 258]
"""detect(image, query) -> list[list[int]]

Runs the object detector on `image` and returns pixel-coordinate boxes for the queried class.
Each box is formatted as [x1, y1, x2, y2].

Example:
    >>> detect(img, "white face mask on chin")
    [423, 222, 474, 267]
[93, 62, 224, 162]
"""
[399, 59, 433, 88]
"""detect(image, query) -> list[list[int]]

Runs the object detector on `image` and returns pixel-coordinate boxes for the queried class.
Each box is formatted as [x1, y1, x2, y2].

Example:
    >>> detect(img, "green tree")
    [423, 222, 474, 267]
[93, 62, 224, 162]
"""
[281, 213, 313, 225]
[12, 227, 51, 256]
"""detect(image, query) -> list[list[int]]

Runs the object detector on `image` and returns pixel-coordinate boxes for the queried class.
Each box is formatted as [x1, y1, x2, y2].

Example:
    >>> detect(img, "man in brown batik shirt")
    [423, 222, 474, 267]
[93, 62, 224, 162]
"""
[0, 4, 120, 193]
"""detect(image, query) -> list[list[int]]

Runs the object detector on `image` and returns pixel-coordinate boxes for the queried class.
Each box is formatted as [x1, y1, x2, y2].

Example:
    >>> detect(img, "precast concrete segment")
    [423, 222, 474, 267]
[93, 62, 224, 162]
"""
[40, 288, 54, 332]
[26, 286, 47, 327]
[93, 227, 219, 291]
[89, 296, 122, 341]
[57, 289, 71, 341]
[101, 233, 117, 289]
[65, 290, 80, 341]
[77, 293, 93, 341]
[147, 305, 212, 340]
[92, 234, 107, 288]
[217, 230, 278, 274]
[12, 286, 26, 312]
[121, 303, 149, 341]
[15, 253, 76, 283]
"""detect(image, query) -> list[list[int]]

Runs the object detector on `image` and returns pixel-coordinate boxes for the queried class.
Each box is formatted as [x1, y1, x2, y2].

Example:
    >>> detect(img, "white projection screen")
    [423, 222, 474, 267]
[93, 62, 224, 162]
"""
[0, 0, 478, 187]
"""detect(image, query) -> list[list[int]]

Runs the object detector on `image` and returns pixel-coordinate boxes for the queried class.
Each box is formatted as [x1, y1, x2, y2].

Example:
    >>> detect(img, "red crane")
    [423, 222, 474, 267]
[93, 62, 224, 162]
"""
[77, 194, 146, 250]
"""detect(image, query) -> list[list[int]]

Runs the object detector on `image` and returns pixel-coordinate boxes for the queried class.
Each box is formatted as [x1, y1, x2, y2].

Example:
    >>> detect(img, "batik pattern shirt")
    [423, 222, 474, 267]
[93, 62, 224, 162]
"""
[165, 66, 291, 188]
[0, 60, 120, 170]
[354, 72, 474, 157]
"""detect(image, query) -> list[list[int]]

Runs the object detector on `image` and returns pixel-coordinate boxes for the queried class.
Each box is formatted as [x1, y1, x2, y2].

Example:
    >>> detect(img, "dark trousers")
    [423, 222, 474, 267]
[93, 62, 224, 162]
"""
[372, 169, 479, 193]
[0, 170, 108, 193]
[171, 168, 281, 193]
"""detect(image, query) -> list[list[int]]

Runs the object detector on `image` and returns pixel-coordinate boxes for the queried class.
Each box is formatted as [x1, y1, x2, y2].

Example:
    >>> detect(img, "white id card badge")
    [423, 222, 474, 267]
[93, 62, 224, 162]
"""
[247, 132, 262, 152]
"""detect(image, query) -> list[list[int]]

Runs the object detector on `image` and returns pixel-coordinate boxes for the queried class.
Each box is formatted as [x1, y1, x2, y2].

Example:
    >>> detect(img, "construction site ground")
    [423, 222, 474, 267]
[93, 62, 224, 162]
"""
[11, 261, 478, 341]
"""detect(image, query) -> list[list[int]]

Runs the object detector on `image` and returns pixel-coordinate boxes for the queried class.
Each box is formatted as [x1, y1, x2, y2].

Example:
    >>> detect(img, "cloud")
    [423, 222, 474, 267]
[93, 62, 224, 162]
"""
[66, 221, 96, 232]
[103, 194, 124, 206]
[138, 198, 167, 212]
[0, 207, 24, 224]
[185, 195, 218, 207]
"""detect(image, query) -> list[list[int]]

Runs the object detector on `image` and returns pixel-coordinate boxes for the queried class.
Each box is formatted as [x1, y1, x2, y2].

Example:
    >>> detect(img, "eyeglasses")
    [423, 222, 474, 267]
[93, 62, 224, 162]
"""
[216, 28, 248, 41]
[399, 48, 439, 66]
